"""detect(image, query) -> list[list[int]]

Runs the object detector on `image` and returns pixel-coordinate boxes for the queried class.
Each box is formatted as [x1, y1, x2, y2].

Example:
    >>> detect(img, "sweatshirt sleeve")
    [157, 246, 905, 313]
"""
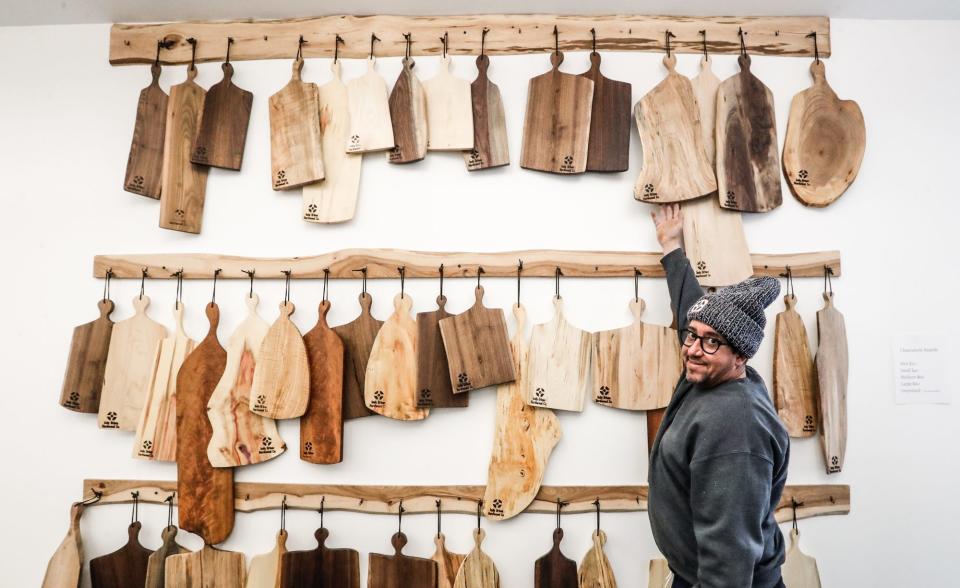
[660, 247, 705, 344]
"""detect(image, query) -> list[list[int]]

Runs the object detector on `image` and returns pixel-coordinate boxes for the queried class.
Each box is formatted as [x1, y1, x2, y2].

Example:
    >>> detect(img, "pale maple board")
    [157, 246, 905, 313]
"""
[246, 531, 287, 588]
[464, 55, 509, 171]
[453, 528, 499, 588]
[781, 528, 822, 588]
[387, 56, 428, 164]
[527, 298, 592, 412]
[301, 300, 345, 464]
[773, 295, 819, 438]
[439, 286, 516, 393]
[60, 299, 114, 413]
[577, 530, 617, 588]
[269, 58, 324, 190]
[424, 57, 475, 151]
[345, 58, 394, 153]
[816, 292, 848, 475]
[159, 66, 208, 234]
[124, 63, 168, 198]
[647, 559, 671, 588]
[249, 302, 310, 419]
[191, 62, 253, 170]
[41, 503, 84, 588]
[145, 526, 188, 588]
[165, 546, 246, 588]
[432, 533, 466, 588]
[365, 294, 427, 420]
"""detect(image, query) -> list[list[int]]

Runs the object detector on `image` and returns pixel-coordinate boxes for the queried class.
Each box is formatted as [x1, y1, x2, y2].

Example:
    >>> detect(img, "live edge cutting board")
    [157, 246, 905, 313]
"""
[159, 65, 208, 234]
[249, 302, 310, 420]
[773, 294, 819, 438]
[60, 298, 114, 413]
[453, 529, 499, 588]
[431, 533, 466, 588]
[578, 530, 617, 588]
[527, 297, 592, 412]
[41, 502, 85, 588]
[165, 545, 246, 588]
[269, 56, 324, 190]
[365, 294, 427, 420]
[439, 286, 515, 393]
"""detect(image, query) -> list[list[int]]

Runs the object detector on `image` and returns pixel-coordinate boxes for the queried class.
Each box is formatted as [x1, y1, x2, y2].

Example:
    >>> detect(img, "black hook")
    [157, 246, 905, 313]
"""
[80, 488, 103, 506]
[155, 40, 163, 67]
[782, 266, 795, 299]
[352, 266, 369, 295]
[398, 266, 406, 299]
[187, 37, 197, 71]
[164, 492, 176, 528]
[553, 25, 559, 55]
[634, 268, 641, 302]
[369, 33, 380, 59]
[665, 30, 676, 58]
[699, 30, 708, 59]
[738, 27, 747, 57]
[171, 268, 184, 310]
[322, 268, 330, 302]
[403, 32, 412, 60]
[436, 499, 442, 538]
[102, 268, 113, 302]
[440, 31, 448, 59]
[594, 498, 600, 533]
[438, 264, 445, 299]
[555, 497, 563, 530]
[806, 31, 820, 64]
[481, 27, 489, 57]
[319, 496, 325, 528]
[211, 268, 222, 304]
[131, 491, 140, 524]
[477, 266, 485, 290]
[139, 267, 148, 300]
[224, 37, 234, 65]
[554, 267, 563, 300]
[242, 269, 255, 299]
[590, 28, 597, 54]
[398, 500, 404, 533]
[282, 269, 292, 306]
[296, 35, 306, 61]
[791, 498, 805, 533]
[516, 259, 523, 308]
[824, 266, 834, 296]
[334, 35, 344, 63]
[477, 499, 482, 530]
[281, 495, 287, 532]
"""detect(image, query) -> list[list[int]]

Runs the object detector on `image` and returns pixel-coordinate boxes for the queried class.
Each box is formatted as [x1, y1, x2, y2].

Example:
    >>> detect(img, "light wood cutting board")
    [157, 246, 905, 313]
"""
[246, 530, 287, 588]
[388, 56, 428, 164]
[334, 292, 382, 420]
[365, 294, 427, 420]
[269, 57, 323, 190]
[647, 559, 671, 588]
[579, 52, 631, 173]
[527, 297, 592, 412]
[453, 528, 499, 588]
[773, 294, 819, 437]
[159, 65, 208, 234]
[250, 302, 310, 419]
[534, 528, 577, 588]
[90, 521, 153, 588]
[192, 61, 253, 170]
[41, 502, 84, 588]
[125, 62, 168, 199]
[464, 55, 508, 171]
[781, 528, 822, 587]
[439, 286, 516, 393]
[165, 545, 246, 588]
[431, 533, 466, 588]
[301, 300, 345, 464]
[417, 295, 468, 409]
[368, 532, 438, 588]
[145, 526, 188, 588]
[99, 295, 167, 431]
[633, 54, 716, 203]
[208, 294, 286, 467]
[345, 57, 394, 153]
[61, 298, 114, 413]
[816, 292, 847, 475]
[424, 57, 474, 151]
[577, 530, 617, 588]
[280, 528, 361, 588]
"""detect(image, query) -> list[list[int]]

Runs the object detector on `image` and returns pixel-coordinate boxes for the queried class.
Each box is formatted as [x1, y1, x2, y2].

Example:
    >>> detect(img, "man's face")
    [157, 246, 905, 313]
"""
[681, 320, 747, 387]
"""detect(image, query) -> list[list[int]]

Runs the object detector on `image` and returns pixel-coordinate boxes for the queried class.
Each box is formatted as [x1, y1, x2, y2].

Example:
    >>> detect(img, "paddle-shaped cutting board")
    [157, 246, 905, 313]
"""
[192, 62, 253, 170]
[716, 55, 782, 212]
[453, 528, 499, 588]
[424, 57, 474, 151]
[165, 545, 246, 588]
[346, 57, 394, 153]
[208, 294, 286, 467]
[159, 65, 208, 234]
[520, 53, 593, 174]
[176, 303, 233, 545]
[301, 300, 344, 464]
[99, 295, 167, 431]
[534, 529, 577, 588]
[484, 304, 560, 521]
[368, 532, 438, 588]
[578, 530, 616, 588]
[773, 295, 819, 437]
[145, 526, 188, 588]
[592, 299, 681, 411]
[431, 533, 466, 588]
[417, 295, 467, 409]
[527, 298, 592, 412]
[781, 528, 822, 587]
[125, 63, 168, 198]
[816, 292, 848, 475]
[647, 559, 671, 588]
[439, 286, 516, 393]
[269, 57, 323, 190]
[61, 299, 114, 413]
[250, 302, 310, 419]
[280, 528, 361, 588]
[41, 502, 84, 588]
[246, 530, 287, 588]
[365, 294, 427, 420]
[388, 56, 427, 164]
[579, 52, 631, 173]
[303, 62, 363, 223]
[633, 54, 715, 203]
[464, 55, 508, 171]
[134, 304, 195, 461]
[334, 293, 382, 419]
[89, 522, 153, 588]
[783, 60, 866, 207]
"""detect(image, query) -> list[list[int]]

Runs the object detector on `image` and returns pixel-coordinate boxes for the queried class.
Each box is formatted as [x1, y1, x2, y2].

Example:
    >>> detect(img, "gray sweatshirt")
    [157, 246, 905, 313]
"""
[648, 248, 790, 588]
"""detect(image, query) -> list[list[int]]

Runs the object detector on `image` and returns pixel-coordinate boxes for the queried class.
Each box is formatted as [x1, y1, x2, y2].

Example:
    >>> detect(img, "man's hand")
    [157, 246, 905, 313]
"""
[651, 203, 683, 256]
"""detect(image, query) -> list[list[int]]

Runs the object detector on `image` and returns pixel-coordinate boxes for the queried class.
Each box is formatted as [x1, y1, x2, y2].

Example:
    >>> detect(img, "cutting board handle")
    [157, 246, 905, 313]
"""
[290, 57, 304, 81]
[552, 527, 564, 546]
[435, 295, 447, 310]
[662, 54, 677, 72]
[809, 60, 827, 85]
[783, 294, 797, 310]
[401, 55, 415, 71]
[184, 64, 198, 82]
[205, 302, 221, 334]
[221, 61, 235, 83]
[317, 299, 332, 325]
[172, 303, 187, 337]
[475, 54, 490, 75]
[474, 286, 486, 306]
[511, 303, 527, 332]
[393, 293, 413, 313]
[330, 61, 343, 80]
[821, 292, 834, 307]
[246, 292, 261, 314]
[391, 531, 408, 554]
[358, 292, 373, 313]
[132, 294, 151, 315]
[127, 520, 143, 543]
[737, 54, 752, 72]
[150, 62, 162, 85]
[473, 527, 486, 547]
[315, 527, 330, 547]
[550, 51, 564, 70]
[279, 300, 296, 318]
[97, 298, 115, 318]
[629, 298, 646, 320]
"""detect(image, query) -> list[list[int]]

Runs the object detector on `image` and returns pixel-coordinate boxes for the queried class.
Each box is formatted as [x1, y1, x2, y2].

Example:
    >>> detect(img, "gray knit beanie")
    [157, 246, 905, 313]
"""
[686, 276, 780, 358]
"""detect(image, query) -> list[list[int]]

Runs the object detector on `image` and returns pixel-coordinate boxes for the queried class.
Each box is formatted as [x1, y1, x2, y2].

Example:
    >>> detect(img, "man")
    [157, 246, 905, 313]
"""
[648, 204, 790, 588]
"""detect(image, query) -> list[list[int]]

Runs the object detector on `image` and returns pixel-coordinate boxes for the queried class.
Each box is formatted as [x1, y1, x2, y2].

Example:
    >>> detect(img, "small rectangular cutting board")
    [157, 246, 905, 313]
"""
[159, 66, 208, 234]
[773, 295, 819, 437]
[464, 55, 508, 171]
[416, 295, 468, 409]
[125, 63, 168, 198]
[191, 62, 253, 170]
[424, 57, 475, 151]
[579, 52, 631, 173]
[439, 286, 516, 393]
[368, 533, 438, 588]
[345, 58, 394, 153]
[280, 528, 361, 588]
[60, 299, 114, 413]
[269, 58, 324, 190]
[816, 292, 847, 474]
[526, 298, 592, 412]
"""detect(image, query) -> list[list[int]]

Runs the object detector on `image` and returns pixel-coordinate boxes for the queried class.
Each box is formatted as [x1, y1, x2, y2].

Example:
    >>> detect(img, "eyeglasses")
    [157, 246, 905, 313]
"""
[682, 329, 729, 355]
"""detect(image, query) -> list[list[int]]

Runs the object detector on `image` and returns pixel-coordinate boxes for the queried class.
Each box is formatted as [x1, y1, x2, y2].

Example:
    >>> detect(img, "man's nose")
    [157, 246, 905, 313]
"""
[687, 338, 704, 357]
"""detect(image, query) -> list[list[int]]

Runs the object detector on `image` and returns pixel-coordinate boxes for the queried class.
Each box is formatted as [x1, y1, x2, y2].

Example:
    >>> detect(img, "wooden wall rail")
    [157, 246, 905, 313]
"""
[93, 249, 841, 280]
[84, 480, 850, 523]
[109, 15, 830, 65]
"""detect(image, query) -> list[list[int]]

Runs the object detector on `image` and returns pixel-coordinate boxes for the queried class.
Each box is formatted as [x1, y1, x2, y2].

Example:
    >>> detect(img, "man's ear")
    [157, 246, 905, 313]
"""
[735, 353, 748, 368]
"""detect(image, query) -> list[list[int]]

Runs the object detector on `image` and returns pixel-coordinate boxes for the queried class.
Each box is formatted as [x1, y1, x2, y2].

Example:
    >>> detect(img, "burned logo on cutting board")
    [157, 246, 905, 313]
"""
[467, 149, 483, 170]
[302, 441, 314, 457]
[724, 190, 737, 208]
[387, 145, 404, 162]
[803, 415, 815, 433]
[417, 388, 433, 408]
[558, 155, 576, 174]
[695, 260, 711, 279]
[530, 387, 548, 407]
[137, 440, 154, 458]
[487, 498, 505, 518]
[258, 436, 278, 456]
[455, 372, 473, 393]
[793, 169, 811, 187]
[64, 391, 82, 410]
[252, 394, 269, 413]
[303, 203, 319, 222]
[595, 385, 612, 405]
[102, 411, 120, 429]
[274, 169, 288, 189]
[346, 134, 361, 152]
[370, 390, 385, 408]
[641, 183, 659, 201]
[828, 455, 841, 474]
[126, 175, 146, 194]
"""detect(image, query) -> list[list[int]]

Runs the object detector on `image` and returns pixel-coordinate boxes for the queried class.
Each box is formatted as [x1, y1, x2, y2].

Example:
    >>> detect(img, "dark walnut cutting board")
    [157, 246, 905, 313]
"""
[534, 528, 577, 588]
[417, 295, 468, 409]
[388, 55, 428, 164]
[301, 300, 345, 464]
[281, 528, 361, 588]
[579, 52, 631, 173]
[773, 294, 819, 438]
[192, 62, 253, 170]
[60, 298, 114, 413]
[368, 532, 438, 588]
[89, 522, 153, 588]
[439, 286, 516, 393]
[464, 55, 509, 171]
[124, 62, 168, 199]
[333, 292, 382, 420]
[269, 56, 324, 190]
[159, 65, 208, 234]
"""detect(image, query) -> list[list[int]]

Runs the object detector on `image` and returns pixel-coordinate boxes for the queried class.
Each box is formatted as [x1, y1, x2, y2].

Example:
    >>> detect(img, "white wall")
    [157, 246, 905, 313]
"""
[1, 18, 958, 587]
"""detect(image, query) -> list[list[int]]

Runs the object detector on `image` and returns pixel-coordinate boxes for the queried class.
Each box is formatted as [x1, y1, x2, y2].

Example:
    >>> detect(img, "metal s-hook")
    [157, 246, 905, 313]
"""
[806, 31, 820, 64]
[369, 33, 380, 59]
[130, 491, 140, 524]
[296, 35, 306, 61]
[699, 30, 708, 59]
[186, 37, 197, 71]
[211, 268, 222, 304]
[102, 268, 113, 302]
[334, 34, 344, 63]
[738, 27, 747, 57]
[590, 28, 597, 54]
[164, 492, 176, 528]
[481, 27, 489, 57]
[403, 32, 412, 60]
[398, 266, 407, 299]
[516, 259, 523, 308]
[224, 37, 234, 65]
[553, 25, 559, 55]
[554, 267, 563, 300]
[322, 268, 330, 302]
[440, 31, 448, 59]
[242, 269, 255, 299]
[139, 267, 148, 300]
[665, 30, 676, 58]
[282, 269, 293, 306]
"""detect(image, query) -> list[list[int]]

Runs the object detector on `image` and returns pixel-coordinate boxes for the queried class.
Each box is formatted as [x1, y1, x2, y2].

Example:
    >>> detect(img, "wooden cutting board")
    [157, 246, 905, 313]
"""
[534, 529, 577, 588]
[98, 295, 167, 431]
[145, 526, 188, 588]
[484, 304, 560, 521]
[783, 60, 866, 207]
[159, 65, 208, 234]
[682, 56, 753, 288]
[464, 55, 508, 171]
[781, 528, 822, 588]
[424, 57, 474, 151]
[176, 303, 234, 545]
[816, 292, 848, 475]
[453, 528, 499, 588]
[365, 294, 427, 420]
[417, 295, 468, 409]
[345, 57, 394, 153]
[246, 531, 287, 588]
[280, 528, 361, 588]
[134, 303, 195, 461]
[716, 55, 782, 213]
[125, 62, 168, 198]
[592, 299, 681, 411]
[439, 286, 516, 393]
[303, 62, 363, 223]
[579, 52, 631, 173]
[633, 54, 716, 203]
[773, 295, 819, 437]
[301, 300, 345, 464]
[527, 298, 592, 412]
[250, 302, 310, 419]
[334, 293, 382, 419]
[165, 545, 246, 588]
[192, 62, 253, 170]
[577, 530, 616, 588]
[41, 502, 84, 588]
[61, 298, 114, 413]
[368, 532, 438, 588]
[520, 52, 593, 174]
[431, 533, 466, 588]
[647, 559, 671, 588]
[89, 522, 153, 588]
[388, 56, 428, 164]
[269, 57, 323, 190]
[208, 293, 286, 467]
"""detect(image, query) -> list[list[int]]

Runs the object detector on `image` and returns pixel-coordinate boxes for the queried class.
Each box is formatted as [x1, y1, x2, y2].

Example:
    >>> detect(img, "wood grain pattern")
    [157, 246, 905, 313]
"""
[165, 545, 246, 588]
[633, 54, 716, 203]
[579, 52, 631, 173]
[453, 528, 499, 588]
[208, 294, 286, 467]
[417, 295, 468, 409]
[333, 293, 382, 419]
[816, 292, 847, 475]
[176, 303, 234, 545]
[98, 295, 167, 431]
[365, 294, 428, 420]
[520, 52, 594, 174]
[301, 300, 345, 464]
[134, 304, 195, 461]
[246, 531, 287, 588]
[302, 62, 363, 223]
[716, 55, 782, 213]
[781, 528, 822, 588]
[534, 529, 578, 588]
[250, 302, 310, 419]
[192, 62, 253, 170]
[647, 408, 665, 458]
[89, 522, 153, 588]
[647, 559, 671, 588]
[280, 528, 361, 588]
[345, 57, 394, 153]
[464, 55, 508, 171]
[527, 297, 592, 412]
[41, 503, 84, 588]
[125, 63, 168, 198]
[368, 532, 438, 588]
[783, 60, 865, 207]
[387, 56, 428, 164]
[60, 299, 114, 413]
[159, 66, 208, 234]
[431, 533, 466, 588]
[145, 526, 188, 588]
[577, 530, 617, 588]
[484, 304, 560, 521]
[439, 286, 516, 393]
[269, 58, 324, 190]
[424, 57, 474, 151]
[773, 295, 819, 438]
